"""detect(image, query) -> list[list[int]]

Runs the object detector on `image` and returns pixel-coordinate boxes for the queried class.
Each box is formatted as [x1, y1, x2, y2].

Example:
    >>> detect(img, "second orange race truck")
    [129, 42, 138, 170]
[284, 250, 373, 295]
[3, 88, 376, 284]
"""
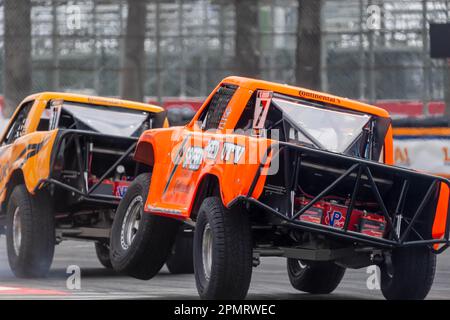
[109, 76, 450, 300]
[0, 93, 193, 278]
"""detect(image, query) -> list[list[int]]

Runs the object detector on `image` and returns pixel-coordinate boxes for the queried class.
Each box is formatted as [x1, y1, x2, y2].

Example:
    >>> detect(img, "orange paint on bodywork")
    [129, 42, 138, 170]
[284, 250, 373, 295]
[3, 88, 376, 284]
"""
[136, 76, 395, 220]
[384, 124, 394, 165]
[139, 127, 275, 219]
[433, 182, 449, 241]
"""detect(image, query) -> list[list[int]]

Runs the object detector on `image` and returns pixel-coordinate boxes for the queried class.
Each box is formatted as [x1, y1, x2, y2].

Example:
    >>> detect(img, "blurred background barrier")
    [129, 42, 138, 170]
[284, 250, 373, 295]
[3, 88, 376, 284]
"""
[0, 0, 448, 114]
[393, 127, 450, 177]
[0, 0, 449, 174]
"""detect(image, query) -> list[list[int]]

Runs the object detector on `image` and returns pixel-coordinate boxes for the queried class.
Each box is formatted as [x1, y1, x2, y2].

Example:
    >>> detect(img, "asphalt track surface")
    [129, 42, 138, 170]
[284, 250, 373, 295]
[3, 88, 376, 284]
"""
[0, 237, 450, 299]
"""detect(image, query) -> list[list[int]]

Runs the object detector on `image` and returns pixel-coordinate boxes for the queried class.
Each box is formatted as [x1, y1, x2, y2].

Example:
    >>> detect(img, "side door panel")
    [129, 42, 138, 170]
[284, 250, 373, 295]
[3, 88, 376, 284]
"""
[0, 100, 35, 203]
[145, 85, 240, 216]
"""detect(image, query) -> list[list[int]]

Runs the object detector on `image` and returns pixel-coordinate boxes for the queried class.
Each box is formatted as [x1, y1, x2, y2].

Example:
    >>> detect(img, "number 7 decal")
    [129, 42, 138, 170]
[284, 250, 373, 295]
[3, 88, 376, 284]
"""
[252, 90, 273, 130]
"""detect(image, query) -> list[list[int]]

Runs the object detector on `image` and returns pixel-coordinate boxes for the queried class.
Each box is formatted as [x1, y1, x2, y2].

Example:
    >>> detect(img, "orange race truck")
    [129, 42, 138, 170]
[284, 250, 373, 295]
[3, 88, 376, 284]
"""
[0, 93, 192, 278]
[110, 76, 450, 300]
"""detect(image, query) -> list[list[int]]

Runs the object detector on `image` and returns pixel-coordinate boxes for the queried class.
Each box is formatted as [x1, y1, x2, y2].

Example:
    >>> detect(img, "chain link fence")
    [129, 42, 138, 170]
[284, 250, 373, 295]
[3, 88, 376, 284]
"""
[0, 0, 449, 114]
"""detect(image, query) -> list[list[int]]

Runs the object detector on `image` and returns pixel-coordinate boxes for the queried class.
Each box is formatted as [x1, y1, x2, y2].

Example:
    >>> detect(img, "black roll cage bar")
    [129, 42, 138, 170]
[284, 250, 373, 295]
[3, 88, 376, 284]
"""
[34, 129, 137, 206]
[230, 141, 450, 254]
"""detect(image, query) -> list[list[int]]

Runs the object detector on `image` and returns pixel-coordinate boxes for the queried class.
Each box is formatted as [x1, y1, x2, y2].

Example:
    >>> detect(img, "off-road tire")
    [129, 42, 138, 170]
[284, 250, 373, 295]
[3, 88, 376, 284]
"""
[193, 196, 253, 299]
[287, 259, 346, 294]
[166, 230, 194, 274]
[380, 247, 436, 300]
[95, 242, 112, 269]
[6, 185, 55, 278]
[110, 172, 180, 280]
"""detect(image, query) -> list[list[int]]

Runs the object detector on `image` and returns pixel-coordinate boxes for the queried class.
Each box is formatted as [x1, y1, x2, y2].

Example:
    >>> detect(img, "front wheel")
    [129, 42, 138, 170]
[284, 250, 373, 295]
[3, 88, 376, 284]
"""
[95, 242, 112, 269]
[5, 185, 55, 278]
[287, 259, 345, 294]
[193, 197, 253, 300]
[380, 247, 436, 300]
[110, 173, 180, 280]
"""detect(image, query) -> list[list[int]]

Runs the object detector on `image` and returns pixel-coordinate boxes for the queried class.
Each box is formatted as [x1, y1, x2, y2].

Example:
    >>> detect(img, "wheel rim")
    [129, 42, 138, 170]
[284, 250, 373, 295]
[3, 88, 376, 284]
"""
[120, 195, 143, 250]
[289, 259, 308, 277]
[202, 223, 213, 281]
[12, 207, 21, 256]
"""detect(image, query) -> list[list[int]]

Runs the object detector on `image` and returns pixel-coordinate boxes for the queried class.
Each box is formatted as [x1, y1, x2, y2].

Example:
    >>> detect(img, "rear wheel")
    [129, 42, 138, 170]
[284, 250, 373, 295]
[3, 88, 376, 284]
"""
[193, 197, 253, 299]
[287, 259, 345, 294]
[166, 229, 194, 274]
[6, 185, 55, 278]
[110, 173, 179, 280]
[380, 247, 436, 300]
[95, 242, 112, 269]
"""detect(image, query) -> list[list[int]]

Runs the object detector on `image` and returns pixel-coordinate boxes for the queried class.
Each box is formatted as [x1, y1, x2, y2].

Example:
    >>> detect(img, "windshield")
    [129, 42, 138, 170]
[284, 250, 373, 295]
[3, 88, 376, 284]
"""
[56, 102, 151, 137]
[272, 97, 371, 153]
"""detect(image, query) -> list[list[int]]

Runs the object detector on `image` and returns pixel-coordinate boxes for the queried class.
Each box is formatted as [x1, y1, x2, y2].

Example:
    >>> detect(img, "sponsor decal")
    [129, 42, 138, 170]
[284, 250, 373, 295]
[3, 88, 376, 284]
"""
[182, 142, 246, 171]
[298, 90, 341, 104]
[218, 107, 232, 130]
[221, 142, 245, 164]
[329, 210, 343, 227]
[253, 90, 273, 130]
[163, 138, 246, 195]
[115, 185, 129, 198]
[205, 140, 220, 160]
[182, 146, 204, 171]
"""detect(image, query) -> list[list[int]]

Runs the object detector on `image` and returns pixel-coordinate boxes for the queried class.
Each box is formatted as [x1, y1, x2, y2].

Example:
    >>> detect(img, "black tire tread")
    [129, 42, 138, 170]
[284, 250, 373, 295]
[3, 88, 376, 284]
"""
[381, 247, 436, 300]
[6, 184, 54, 278]
[194, 196, 252, 299]
[287, 259, 346, 294]
[95, 242, 112, 269]
[110, 173, 180, 280]
[166, 231, 194, 274]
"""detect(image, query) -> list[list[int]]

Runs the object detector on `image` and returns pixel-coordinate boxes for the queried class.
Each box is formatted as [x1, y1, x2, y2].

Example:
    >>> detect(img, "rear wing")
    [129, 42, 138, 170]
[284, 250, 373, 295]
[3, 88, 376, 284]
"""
[233, 142, 450, 254]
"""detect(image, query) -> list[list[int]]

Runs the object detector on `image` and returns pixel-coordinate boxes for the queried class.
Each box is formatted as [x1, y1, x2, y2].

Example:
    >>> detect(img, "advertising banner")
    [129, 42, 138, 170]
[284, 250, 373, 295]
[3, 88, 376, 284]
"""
[393, 128, 450, 178]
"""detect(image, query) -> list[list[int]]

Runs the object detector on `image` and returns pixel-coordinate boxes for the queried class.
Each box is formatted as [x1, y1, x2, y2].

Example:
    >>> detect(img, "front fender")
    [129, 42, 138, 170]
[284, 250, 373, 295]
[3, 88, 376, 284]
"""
[17, 130, 58, 194]
[0, 130, 58, 205]
[134, 127, 184, 167]
[186, 135, 276, 216]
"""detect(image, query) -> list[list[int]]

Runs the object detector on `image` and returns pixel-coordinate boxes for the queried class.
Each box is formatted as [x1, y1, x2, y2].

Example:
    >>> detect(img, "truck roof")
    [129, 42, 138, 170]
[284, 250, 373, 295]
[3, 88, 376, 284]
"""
[22, 92, 164, 114]
[221, 76, 390, 118]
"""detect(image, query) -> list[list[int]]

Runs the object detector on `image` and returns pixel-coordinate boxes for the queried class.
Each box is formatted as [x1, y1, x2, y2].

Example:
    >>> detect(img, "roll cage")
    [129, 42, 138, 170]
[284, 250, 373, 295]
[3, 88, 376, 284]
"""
[230, 141, 450, 254]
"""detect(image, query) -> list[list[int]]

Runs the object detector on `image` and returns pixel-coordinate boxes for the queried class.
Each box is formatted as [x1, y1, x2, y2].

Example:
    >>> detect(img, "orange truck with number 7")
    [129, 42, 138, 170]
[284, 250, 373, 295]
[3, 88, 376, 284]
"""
[109, 76, 450, 300]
